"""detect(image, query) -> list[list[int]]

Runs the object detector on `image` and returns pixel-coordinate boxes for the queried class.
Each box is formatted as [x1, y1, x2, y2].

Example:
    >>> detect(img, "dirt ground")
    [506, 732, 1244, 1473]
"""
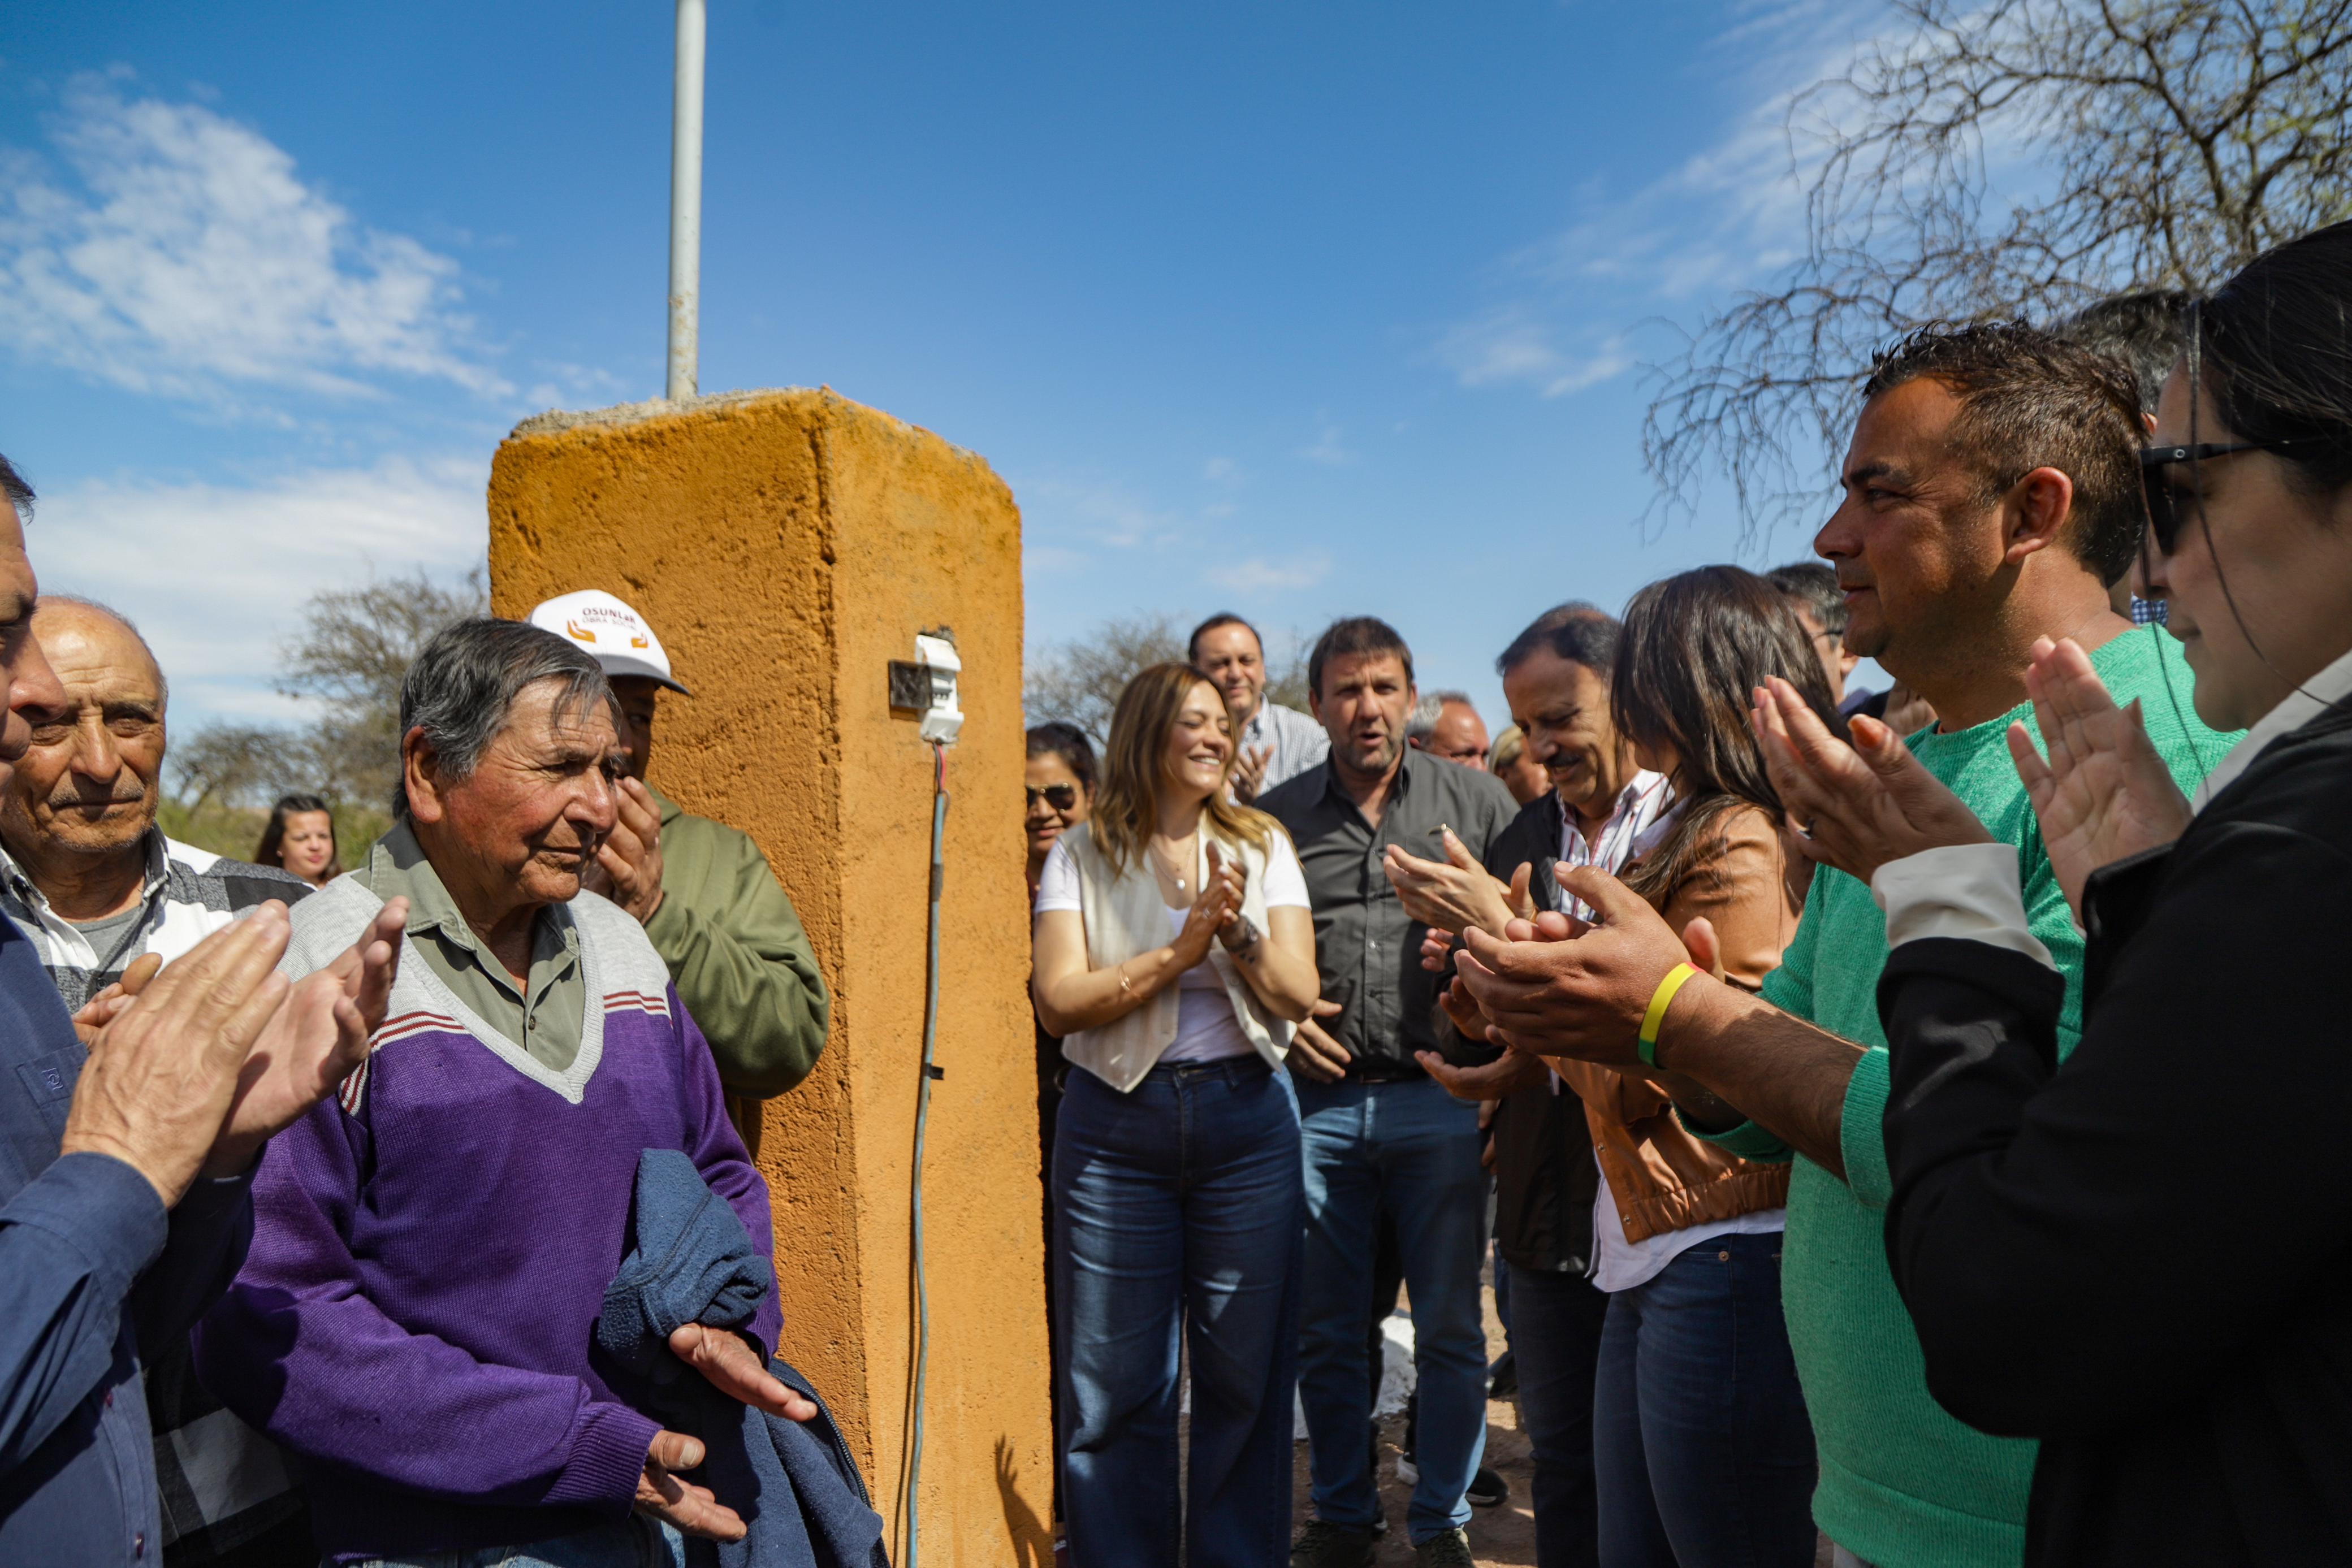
[1285, 1283, 1837, 1568]
[1285, 1281, 1534, 1565]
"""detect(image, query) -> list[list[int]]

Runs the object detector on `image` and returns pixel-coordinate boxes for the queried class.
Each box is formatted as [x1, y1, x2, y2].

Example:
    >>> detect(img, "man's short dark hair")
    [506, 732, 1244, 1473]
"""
[1764, 562, 1847, 636]
[1187, 612, 1261, 664]
[0, 452, 32, 522]
[393, 618, 613, 821]
[1307, 616, 1412, 699]
[1495, 603, 1619, 678]
[2053, 289, 2193, 417]
[1862, 322, 2146, 587]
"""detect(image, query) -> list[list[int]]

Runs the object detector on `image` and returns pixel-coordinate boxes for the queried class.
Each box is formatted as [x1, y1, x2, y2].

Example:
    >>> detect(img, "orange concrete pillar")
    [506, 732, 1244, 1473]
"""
[485, 390, 1051, 1566]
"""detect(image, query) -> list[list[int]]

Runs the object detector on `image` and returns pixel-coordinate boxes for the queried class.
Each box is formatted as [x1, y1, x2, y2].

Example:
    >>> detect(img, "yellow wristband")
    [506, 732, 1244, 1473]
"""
[1637, 963, 1702, 1068]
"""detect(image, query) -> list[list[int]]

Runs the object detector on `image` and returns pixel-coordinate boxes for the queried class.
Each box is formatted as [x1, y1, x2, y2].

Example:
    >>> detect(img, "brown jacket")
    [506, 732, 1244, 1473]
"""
[1548, 802, 1801, 1244]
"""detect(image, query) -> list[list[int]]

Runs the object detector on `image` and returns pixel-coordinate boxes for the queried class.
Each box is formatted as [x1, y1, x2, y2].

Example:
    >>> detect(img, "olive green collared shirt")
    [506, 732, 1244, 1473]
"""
[356, 822, 589, 1073]
[639, 785, 830, 1098]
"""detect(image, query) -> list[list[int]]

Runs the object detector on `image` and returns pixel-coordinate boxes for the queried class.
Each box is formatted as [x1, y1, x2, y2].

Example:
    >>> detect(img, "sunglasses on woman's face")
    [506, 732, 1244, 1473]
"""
[1026, 783, 1079, 812]
[2140, 439, 2312, 556]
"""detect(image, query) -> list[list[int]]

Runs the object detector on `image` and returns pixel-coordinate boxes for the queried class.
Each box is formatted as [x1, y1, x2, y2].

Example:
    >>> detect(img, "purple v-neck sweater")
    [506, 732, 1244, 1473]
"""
[194, 877, 782, 1561]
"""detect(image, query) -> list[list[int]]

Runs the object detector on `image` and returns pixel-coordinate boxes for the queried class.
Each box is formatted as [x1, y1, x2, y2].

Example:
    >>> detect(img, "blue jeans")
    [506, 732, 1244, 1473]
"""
[1593, 1232, 1815, 1568]
[1506, 1262, 1611, 1568]
[345, 1519, 684, 1566]
[1052, 1057, 1303, 1568]
[1297, 1076, 1488, 1544]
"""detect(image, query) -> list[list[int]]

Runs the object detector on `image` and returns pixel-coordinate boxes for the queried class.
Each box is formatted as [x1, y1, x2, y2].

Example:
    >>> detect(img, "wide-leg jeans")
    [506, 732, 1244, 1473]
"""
[1052, 1056, 1303, 1568]
[1296, 1076, 1488, 1545]
[1593, 1231, 1815, 1568]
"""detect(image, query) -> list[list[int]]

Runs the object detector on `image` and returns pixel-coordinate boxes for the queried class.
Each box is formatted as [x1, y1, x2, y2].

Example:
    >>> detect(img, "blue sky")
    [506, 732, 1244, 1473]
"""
[1, 1, 1884, 736]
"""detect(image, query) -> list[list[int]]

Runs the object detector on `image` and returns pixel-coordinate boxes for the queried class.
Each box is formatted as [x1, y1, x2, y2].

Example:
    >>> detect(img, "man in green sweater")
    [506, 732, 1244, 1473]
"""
[528, 591, 831, 1140]
[1449, 325, 2237, 1568]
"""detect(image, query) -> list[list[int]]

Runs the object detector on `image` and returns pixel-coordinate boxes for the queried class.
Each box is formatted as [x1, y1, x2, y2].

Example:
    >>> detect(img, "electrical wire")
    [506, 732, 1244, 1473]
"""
[899, 739, 948, 1568]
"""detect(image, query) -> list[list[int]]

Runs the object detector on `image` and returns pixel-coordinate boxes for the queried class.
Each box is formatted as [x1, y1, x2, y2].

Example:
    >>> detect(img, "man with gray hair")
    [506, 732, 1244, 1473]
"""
[0, 594, 317, 1567]
[198, 618, 814, 1565]
[1406, 691, 1490, 769]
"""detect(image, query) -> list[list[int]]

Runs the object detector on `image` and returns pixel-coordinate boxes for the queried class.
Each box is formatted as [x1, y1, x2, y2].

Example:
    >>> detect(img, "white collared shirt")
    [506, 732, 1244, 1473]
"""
[1239, 699, 1330, 794]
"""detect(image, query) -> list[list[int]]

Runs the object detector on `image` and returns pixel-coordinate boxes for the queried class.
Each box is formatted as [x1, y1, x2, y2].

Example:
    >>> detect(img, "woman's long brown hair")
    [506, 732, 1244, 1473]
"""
[1610, 566, 1844, 904]
[1089, 662, 1279, 877]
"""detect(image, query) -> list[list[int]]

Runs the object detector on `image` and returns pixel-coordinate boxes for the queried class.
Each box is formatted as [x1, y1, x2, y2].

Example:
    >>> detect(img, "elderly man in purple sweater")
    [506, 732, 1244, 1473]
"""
[198, 620, 815, 1567]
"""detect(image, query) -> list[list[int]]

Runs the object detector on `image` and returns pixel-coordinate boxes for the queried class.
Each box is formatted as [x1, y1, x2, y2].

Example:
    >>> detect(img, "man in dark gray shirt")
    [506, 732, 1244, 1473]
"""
[1261, 617, 1518, 1568]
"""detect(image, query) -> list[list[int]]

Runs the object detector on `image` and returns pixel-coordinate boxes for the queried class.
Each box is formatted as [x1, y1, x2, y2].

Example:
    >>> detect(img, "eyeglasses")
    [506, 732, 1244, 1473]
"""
[2139, 440, 2312, 555]
[1026, 783, 1079, 812]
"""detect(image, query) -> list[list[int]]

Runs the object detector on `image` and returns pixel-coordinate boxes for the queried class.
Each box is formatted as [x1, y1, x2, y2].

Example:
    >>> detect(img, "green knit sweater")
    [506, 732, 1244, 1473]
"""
[1708, 627, 2235, 1568]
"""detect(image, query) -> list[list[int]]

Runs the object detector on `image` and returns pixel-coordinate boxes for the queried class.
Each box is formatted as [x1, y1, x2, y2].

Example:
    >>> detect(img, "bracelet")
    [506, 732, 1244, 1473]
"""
[1637, 963, 1702, 1068]
[1117, 964, 1136, 1002]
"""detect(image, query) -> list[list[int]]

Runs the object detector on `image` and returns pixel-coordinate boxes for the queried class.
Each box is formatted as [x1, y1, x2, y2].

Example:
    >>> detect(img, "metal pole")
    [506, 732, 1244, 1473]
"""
[666, 0, 705, 401]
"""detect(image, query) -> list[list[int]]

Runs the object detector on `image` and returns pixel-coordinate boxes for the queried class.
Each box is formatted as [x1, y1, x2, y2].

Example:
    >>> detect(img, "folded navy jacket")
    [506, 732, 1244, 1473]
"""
[600, 1148, 888, 1568]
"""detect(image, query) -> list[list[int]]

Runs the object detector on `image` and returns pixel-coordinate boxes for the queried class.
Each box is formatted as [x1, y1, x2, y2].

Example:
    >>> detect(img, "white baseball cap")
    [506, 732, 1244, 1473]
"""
[526, 589, 693, 695]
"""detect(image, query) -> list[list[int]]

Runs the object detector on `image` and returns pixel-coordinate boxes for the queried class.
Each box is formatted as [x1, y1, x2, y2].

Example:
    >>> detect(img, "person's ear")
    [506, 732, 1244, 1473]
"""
[402, 726, 447, 826]
[2003, 466, 2074, 564]
[1308, 683, 1324, 721]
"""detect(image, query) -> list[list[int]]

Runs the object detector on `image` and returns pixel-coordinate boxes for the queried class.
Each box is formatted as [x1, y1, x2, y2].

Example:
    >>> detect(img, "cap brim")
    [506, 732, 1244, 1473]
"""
[594, 653, 692, 696]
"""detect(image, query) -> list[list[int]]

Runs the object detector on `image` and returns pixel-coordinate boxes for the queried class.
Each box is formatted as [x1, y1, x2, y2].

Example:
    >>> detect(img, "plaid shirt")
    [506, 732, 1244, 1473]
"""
[0, 831, 314, 1563]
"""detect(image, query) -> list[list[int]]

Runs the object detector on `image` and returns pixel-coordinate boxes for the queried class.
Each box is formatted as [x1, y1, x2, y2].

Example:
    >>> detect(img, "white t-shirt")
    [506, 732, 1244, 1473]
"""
[1589, 1165, 1784, 1293]
[1035, 833, 1310, 1064]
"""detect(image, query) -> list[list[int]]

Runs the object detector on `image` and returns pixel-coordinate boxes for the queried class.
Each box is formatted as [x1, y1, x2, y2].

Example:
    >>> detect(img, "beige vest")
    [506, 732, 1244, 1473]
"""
[1058, 820, 1295, 1092]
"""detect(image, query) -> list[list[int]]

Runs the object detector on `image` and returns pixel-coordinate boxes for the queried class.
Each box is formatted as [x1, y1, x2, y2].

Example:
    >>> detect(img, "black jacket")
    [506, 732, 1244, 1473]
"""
[1876, 699, 2352, 1567]
[1455, 791, 1599, 1275]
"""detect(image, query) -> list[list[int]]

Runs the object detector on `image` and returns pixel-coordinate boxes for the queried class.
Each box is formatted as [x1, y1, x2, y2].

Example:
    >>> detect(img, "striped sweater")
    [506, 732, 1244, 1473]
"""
[194, 874, 781, 1563]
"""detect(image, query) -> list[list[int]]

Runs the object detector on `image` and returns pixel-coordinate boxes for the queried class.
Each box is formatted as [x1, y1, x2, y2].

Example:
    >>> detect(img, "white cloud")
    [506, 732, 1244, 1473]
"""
[1297, 419, 1354, 466]
[1207, 553, 1333, 594]
[1437, 308, 1633, 397]
[1203, 456, 1240, 483]
[30, 455, 488, 725]
[1433, 0, 1884, 396]
[1021, 475, 1179, 551]
[0, 76, 505, 406]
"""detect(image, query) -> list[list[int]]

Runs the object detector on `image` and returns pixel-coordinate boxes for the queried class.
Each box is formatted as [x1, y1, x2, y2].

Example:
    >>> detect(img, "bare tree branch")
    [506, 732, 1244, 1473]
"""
[1646, 0, 2352, 542]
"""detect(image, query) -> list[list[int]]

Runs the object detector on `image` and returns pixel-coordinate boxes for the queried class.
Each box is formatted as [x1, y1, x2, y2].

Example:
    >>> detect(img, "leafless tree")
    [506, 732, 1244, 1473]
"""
[1025, 614, 1313, 741]
[1645, 0, 2352, 540]
[169, 566, 487, 821]
[275, 566, 488, 808]
[166, 724, 313, 814]
[1024, 614, 1187, 740]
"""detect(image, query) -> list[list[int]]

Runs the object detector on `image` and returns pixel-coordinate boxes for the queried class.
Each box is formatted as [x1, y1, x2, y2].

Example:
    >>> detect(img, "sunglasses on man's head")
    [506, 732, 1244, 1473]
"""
[2139, 439, 2314, 556]
[1026, 783, 1079, 812]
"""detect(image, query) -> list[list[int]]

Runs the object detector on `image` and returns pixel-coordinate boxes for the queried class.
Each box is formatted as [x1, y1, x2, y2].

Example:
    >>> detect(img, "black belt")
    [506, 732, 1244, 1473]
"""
[1346, 1058, 1426, 1084]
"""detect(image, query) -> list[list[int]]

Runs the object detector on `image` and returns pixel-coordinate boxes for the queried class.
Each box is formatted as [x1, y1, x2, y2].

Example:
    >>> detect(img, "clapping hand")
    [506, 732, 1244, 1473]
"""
[2009, 636, 2192, 920]
[1173, 843, 1246, 964]
[1231, 744, 1274, 803]
[1750, 676, 1993, 883]
[74, 952, 164, 1046]
[1453, 868, 1700, 1069]
[1384, 827, 1532, 937]
[202, 898, 409, 1177]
